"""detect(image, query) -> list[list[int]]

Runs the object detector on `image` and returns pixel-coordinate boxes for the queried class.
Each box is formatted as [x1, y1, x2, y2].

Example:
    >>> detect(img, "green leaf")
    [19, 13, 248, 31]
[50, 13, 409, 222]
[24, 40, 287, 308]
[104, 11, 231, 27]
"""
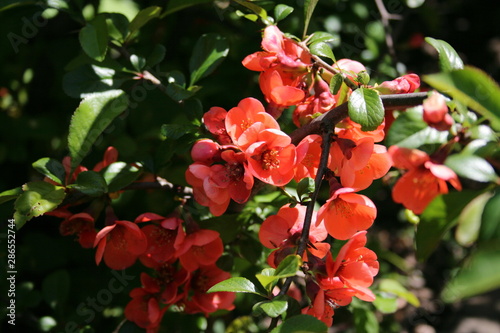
[416, 190, 485, 261]
[130, 54, 146, 71]
[378, 279, 420, 307]
[479, 191, 500, 243]
[386, 107, 449, 148]
[32, 158, 66, 185]
[329, 73, 343, 95]
[445, 154, 498, 183]
[274, 255, 301, 277]
[166, 83, 195, 102]
[207, 277, 266, 297]
[425, 37, 464, 72]
[233, 0, 268, 20]
[297, 177, 315, 201]
[189, 33, 229, 86]
[441, 244, 500, 303]
[68, 90, 128, 171]
[308, 31, 337, 45]
[198, 214, 242, 243]
[63, 65, 125, 99]
[423, 66, 500, 130]
[348, 87, 384, 131]
[309, 42, 335, 61]
[0, 187, 23, 205]
[373, 294, 398, 314]
[270, 314, 327, 333]
[128, 6, 161, 38]
[274, 4, 294, 22]
[68, 171, 108, 197]
[42, 269, 70, 310]
[14, 182, 66, 229]
[101, 162, 142, 193]
[160, 124, 199, 140]
[353, 307, 379, 333]
[455, 192, 493, 246]
[253, 296, 288, 318]
[147, 44, 166, 67]
[106, 13, 129, 43]
[79, 15, 108, 62]
[303, 0, 319, 37]
[163, 0, 212, 17]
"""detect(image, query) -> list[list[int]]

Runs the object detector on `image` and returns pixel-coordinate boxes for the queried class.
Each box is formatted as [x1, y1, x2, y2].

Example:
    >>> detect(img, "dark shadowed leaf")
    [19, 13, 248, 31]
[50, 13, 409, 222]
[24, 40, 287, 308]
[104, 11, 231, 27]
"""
[189, 33, 229, 86]
[79, 15, 108, 62]
[270, 314, 327, 333]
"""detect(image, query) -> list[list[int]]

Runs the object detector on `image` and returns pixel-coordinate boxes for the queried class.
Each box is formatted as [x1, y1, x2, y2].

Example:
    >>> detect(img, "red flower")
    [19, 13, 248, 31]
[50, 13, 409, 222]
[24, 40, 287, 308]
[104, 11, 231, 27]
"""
[389, 146, 462, 214]
[259, 69, 306, 107]
[203, 107, 232, 144]
[317, 187, 377, 240]
[294, 134, 322, 182]
[59, 212, 97, 248]
[176, 229, 224, 272]
[94, 220, 148, 270]
[245, 129, 296, 186]
[423, 91, 453, 131]
[182, 264, 236, 315]
[329, 137, 374, 186]
[375, 74, 420, 94]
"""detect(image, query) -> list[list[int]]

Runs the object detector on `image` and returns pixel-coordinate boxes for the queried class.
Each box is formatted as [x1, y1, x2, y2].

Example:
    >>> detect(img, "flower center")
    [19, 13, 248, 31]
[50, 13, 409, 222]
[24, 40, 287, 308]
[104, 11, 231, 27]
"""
[261, 149, 280, 170]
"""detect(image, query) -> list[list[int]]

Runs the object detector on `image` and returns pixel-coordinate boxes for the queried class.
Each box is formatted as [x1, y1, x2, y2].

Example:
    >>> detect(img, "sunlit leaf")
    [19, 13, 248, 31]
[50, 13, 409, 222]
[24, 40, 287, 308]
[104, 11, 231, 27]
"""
[274, 4, 293, 22]
[32, 158, 66, 185]
[101, 162, 142, 193]
[309, 42, 335, 61]
[0, 187, 23, 205]
[253, 296, 288, 318]
[445, 154, 498, 183]
[207, 277, 266, 297]
[425, 37, 463, 72]
[455, 192, 493, 246]
[348, 87, 384, 131]
[378, 279, 420, 307]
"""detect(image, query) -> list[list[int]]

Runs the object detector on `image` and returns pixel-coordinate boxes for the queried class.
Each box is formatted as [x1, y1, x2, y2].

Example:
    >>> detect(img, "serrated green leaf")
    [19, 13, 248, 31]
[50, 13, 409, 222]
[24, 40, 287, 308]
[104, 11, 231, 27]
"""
[128, 6, 161, 38]
[63, 65, 125, 99]
[378, 279, 420, 307]
[416, 190, 485, 261]
[274, 4, 294, 22]
[386, 107, 449, 148]
[69, 171, 108, 197]
[189, 33, 229, 86]
[308, 31, 337, 45]
[425, 37, 463, 72]
[309, 42, 335, 61]
[348, 87, 384, 131]
[101, 162, 142, 193]
[253, 296, 288, 318]
[207, 277, 265, 297]
[42, 269, 70, 310]
[479, 191, 500, 243]
[271, 314, 327, 333]
[442, 244, 500, 303]
[455, 192, 492, 247]
[32, 158, 66, 185]
[445, 154, 498, 183]
[423, 66, 500, 130]
[14, 182, 66, 229]
[0, 187, 23, 205]
[79, 15, 108, 62]
[68, 90, 128, 171]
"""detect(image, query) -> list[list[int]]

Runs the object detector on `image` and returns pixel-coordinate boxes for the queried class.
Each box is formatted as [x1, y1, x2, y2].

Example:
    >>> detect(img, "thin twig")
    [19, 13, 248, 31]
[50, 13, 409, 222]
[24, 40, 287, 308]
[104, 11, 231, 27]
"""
[374, 0, 402, 66]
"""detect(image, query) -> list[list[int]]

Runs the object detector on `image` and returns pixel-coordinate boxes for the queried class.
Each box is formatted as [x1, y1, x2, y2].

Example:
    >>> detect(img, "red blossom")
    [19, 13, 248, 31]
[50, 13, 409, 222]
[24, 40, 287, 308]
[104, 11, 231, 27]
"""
[59, 212, 97, 248]
[176, 229, 224, 272]
[423, 91, 453, 131]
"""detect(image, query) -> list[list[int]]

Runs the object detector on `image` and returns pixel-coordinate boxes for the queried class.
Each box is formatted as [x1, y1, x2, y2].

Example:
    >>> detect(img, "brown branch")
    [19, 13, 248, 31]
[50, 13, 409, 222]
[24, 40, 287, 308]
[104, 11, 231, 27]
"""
[374, 0, 403, 65]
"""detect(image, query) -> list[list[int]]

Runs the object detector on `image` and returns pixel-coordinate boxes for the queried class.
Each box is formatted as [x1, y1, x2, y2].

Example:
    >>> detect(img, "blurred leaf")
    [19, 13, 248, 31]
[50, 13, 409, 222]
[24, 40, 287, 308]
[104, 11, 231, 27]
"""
[18, 281, 42, 309]
[160, 124, 199, 140]
[63, 65, 125, 98]
[166, 83, 195, 102]
[442, 244, 500, 302]
[348, 87, 384, 131]
[253, 296, 288, 318]
[68, 90, 128, 171]
[32, 157, 66, 185]
[117, 320, 145, 333]
[189, 33, 229, 86]
[416, 190, 484, 261]
[147, 44, 167, 67]
[353, 307, 379, 333]
[207, 277, 265, 297]
[455, 192, 492, 246]
[106, 13, 129, 43]
[297, 177, 315, 201]
[0, 187, 23, 205]
[233, 0, 268, 20]
[386, 107, 449, 148]
[68, 171, 108, 196]
[309, 42, 335, 61]
[101, 162, 142, 193]
[14, 182, 66, 229]
[378, 279, 420, 307]
[373, 294, 398, 314]
[130, 54, 146, 71]
[42, 269, 70, 310]
[270, 314, 327, 333]
[39, 316, 57, 332]
[199, 214, 242, 243]
[163, 0, 212, 16]
[406, 0, 425, 8]
[424, 66, 500, 130]
[425, 37, 463, 72]
[274, 4, 294, 22]
[329, 73, 343, 95]
[79, 15, 108, 62]
[303, 0, 319, 37]
[445, 154, 498, 183]
[128, 6, 161, 38]
[479, 191, 500, 243]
